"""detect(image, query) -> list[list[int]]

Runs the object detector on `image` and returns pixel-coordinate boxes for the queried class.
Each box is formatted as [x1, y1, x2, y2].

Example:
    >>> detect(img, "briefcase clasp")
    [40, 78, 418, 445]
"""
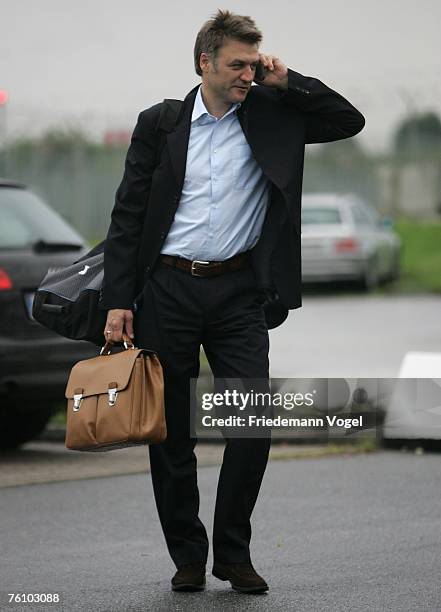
[73, 391, 83, 412]
[108, 383, 118, 406]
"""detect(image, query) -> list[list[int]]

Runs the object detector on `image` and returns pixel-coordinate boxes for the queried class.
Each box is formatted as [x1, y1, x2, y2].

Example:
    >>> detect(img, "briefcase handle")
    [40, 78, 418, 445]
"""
[100, 333, 135, 356]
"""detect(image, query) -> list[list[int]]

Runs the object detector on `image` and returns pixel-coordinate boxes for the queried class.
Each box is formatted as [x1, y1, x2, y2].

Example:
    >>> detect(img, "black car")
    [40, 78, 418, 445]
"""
[0, 180, 97, 449]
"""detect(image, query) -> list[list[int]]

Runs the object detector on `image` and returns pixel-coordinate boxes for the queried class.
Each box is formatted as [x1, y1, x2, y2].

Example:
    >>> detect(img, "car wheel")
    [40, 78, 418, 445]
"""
[359, 256, 379, 292]
[0, 403, 56, 450]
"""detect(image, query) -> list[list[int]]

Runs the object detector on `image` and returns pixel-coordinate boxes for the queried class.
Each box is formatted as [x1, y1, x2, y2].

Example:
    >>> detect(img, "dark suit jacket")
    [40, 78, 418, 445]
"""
[100, 68, 365, 328]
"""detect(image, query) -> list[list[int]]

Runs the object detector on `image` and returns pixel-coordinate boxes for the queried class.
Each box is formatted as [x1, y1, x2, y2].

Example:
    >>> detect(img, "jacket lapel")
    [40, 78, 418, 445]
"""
[166, 84, 199, 188]
[238, 89, 287, 193]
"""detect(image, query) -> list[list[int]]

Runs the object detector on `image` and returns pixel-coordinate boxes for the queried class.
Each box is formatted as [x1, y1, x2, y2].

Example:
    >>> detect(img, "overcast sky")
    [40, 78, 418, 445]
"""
[1, 0, 440, 151]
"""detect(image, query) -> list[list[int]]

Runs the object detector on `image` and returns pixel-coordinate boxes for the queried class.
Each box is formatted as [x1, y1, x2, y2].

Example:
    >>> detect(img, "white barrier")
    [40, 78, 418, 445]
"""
[382, 352, 441, 440]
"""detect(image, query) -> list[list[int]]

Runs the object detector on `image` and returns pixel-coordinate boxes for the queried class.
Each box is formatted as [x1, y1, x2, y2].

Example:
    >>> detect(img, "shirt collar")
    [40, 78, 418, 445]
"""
[191, 84, 241, 124]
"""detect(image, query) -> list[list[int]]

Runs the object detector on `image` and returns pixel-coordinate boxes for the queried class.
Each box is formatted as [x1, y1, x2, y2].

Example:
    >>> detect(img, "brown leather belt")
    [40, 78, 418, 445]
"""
[159, 251, 251, 277]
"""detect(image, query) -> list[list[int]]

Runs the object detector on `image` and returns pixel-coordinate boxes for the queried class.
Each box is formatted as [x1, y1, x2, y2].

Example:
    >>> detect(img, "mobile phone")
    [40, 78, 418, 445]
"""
[254, 61, 267, 82]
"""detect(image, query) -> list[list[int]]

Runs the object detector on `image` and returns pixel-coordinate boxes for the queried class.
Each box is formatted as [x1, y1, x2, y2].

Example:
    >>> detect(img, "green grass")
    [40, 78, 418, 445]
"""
[383, 218, 441, 293]
[50, 404, 67, 425]
[269, 437, 379, 460]
[396, 219, 441, 291]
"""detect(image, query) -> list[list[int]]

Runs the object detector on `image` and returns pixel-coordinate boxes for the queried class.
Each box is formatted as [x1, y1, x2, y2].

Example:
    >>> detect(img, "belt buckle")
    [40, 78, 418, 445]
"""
[191, 260, 211, 277]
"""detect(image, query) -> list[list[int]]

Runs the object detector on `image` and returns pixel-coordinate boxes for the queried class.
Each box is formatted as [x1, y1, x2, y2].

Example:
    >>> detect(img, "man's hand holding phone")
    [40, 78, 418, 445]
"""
[254, 53, 288, 90]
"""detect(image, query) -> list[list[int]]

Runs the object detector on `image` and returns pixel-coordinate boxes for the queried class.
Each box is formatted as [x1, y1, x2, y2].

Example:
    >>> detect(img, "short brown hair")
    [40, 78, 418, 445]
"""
[194, 9, 262, 76]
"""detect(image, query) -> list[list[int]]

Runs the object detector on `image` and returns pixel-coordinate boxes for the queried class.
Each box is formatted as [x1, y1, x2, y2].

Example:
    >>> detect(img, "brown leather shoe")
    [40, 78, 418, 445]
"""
[212, 562, 269, 593]
[171, 563, 206, 592]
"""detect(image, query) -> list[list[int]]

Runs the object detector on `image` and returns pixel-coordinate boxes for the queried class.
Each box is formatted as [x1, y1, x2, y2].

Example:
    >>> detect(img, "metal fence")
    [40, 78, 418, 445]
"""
[1, 142, 440, 241]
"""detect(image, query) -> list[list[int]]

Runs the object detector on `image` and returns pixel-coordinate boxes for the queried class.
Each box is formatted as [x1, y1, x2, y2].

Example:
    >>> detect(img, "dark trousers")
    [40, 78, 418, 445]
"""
[134, 261, 271, 568]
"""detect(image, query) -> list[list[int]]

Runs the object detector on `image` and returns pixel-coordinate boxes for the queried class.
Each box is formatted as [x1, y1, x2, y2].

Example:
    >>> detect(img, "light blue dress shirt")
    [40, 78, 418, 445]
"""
[160, 85, 270, 261]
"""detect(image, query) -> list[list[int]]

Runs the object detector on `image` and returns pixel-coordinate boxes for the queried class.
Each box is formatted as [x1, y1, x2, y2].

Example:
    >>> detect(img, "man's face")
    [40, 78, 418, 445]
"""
[200, 38, 260, 105]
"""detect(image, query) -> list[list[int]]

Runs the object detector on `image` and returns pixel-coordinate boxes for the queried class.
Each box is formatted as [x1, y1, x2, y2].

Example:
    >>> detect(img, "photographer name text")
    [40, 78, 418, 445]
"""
[201, 415, 363, 429]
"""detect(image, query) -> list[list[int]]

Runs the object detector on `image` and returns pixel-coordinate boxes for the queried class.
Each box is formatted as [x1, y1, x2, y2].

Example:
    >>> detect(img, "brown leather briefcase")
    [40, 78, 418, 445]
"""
[65, 334, 166, 451]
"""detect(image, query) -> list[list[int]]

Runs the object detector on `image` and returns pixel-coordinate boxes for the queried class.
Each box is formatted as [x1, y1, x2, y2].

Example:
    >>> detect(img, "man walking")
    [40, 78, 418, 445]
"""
[100, 9, 365, 593]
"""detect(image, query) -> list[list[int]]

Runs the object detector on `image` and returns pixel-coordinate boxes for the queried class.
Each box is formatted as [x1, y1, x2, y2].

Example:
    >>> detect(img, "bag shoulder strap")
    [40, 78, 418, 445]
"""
[158, 98, 183, 131]
[154, 98, 183, 166]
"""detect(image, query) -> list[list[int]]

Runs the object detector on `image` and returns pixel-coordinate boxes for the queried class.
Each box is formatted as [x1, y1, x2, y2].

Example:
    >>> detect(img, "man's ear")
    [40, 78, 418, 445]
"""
[199, 52, 210, 74]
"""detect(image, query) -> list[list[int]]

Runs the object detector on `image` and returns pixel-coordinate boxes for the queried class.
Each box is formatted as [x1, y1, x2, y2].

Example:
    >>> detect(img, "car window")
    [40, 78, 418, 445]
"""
[0, 187, 84, 249]
[351, 206, 375, 227]
[301, 208, 342, 224]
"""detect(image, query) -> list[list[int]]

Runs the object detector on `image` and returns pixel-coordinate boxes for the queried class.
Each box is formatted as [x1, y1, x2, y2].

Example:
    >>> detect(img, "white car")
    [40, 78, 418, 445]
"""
[301, 192, 401, 290]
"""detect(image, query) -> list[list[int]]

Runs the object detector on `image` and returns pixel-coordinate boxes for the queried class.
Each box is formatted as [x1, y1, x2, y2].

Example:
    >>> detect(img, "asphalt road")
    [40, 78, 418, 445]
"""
[269, 293, 441, 378]
[1, 449, 440, 612]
